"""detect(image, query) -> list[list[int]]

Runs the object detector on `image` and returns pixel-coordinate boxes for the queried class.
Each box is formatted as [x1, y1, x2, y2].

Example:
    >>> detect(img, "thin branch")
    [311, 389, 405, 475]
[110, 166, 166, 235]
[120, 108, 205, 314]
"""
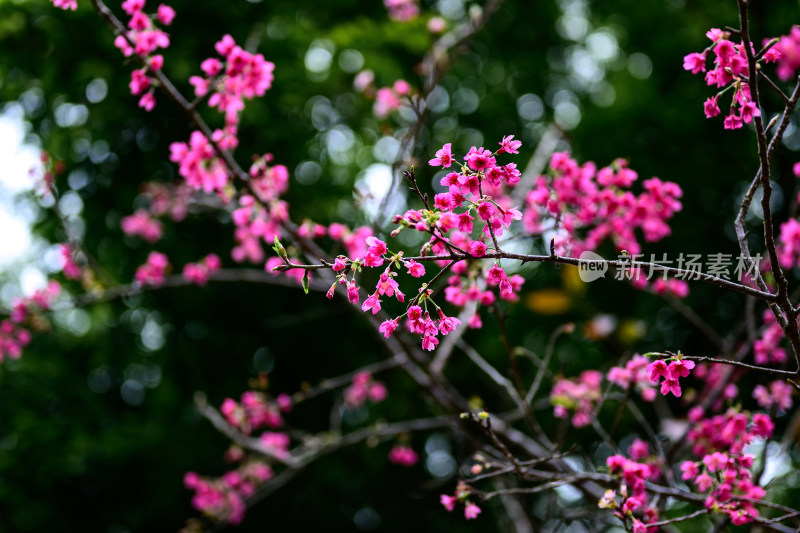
[758, 70, 791, 104]
[526, 323, 573, 403]
[645, 509, 710, 528]
[682, 354, 797, 377]
[292, 353, 408, 405]
[53, 268, 329, 311]
[194, 392, 299, 467]
[279, 251, 778, 301]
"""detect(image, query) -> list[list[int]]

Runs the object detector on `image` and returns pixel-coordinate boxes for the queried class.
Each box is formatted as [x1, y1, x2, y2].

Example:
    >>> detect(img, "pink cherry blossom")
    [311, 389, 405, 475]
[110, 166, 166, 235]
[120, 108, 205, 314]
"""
[440, 494, 456, 512]
[498, 135, 522, 154]
[429, 143, 454, 168]
[379, 319, 399, 338]
[683, 52, 707, 74]
[704, 96, 721, 118]
[156, 4, 175, 25]
[404, 259, 425, 277]
[464, 502, 481, 520]
[361, 294, 382, 315]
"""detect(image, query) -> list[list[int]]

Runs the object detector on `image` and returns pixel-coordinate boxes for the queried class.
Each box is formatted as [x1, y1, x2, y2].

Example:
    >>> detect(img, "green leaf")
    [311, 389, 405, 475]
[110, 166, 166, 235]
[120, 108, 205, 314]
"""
[272, 236, 287, 259]
[302, 269, 309, 295]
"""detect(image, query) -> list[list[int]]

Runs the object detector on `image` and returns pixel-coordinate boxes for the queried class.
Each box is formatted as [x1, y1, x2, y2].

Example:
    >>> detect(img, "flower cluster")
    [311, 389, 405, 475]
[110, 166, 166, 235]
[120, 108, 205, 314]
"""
[440, 481, 482, 520]
[753, 309, 787, 365]
[373, 79, 412, 118]
[550, 370, 603, 427]
[775, 26, 800, 81]
[386, 304, 463, 351]
[120, 181, 193, 245]
[777, 213, 800, 270]
[650, 278, 689, 299]
[113, 1, 176, 111]
[183, 254, 222, 286]
[343, 371, 387, 408]
[0, 321, 31, 363]
[682, 409, 773, 525]
[607, 354, 658, 402]
[687, 408, 774, 456]
[324, 231, 464, 350]
[753, 380, 794, 411]
[330, 221, 370, 252]
[603, 451, 662, 532]
[10, 281, 62, 323]
[220, 390, 289, 435]
[170, 34, 275, 203]
[525, 153, 683, 256]
[141, 181, 192, 221]
[393, 138, 526, 322]
[352, 72, 413, 119]
[692, 363, 740, 411]
[232, 198, 286, 265]
[134, 251, 169, 285]
[683, 28, 780, 129]
[183, 461, 273, 525]
[188, 34, 275, 126]
[259, 431, 291, 459]
[169, 131, 232, 195]
[622, 266, 690, 299]
[384, 0, 419, 22]
[645, 355, 695, 397]
[59, 244, 83, 280]
[121, 209, 163, 243]
[1, 281, 61, 363]
[33, 151, 63, 196]
[183, 389, 292, 526]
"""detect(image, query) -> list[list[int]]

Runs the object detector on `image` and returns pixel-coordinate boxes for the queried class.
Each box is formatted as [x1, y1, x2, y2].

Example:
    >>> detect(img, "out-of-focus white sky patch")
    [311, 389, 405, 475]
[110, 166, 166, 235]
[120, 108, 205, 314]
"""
[744, 440, 792, 486]
[355, 163, 407, 223]
[0, 105, 46, 298]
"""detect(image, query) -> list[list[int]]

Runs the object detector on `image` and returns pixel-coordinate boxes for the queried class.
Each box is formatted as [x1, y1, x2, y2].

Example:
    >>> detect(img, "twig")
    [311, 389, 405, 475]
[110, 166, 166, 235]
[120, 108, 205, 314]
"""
[645, 508, 709, 527]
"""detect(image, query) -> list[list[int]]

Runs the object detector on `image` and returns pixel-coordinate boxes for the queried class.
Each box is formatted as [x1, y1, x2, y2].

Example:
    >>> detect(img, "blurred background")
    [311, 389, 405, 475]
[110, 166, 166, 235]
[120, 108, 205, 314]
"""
[1, 0, 800, 531]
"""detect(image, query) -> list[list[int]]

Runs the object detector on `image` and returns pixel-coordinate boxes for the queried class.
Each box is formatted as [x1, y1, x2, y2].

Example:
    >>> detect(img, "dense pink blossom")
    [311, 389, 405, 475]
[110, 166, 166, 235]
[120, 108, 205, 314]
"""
[607, 355, 657, 402]
[753, 380, 794, 411]
[121, 209, 163, 242]
[135, 251, 169, 285]
[550, 370, 603, 428]
[524, 152, 682, 257]
[183, 254, 222, 286]
[170, 131, 230, 194]
[776, 26, 800, 81]
[384, 0, 419, 21]
[343, 372, 387, 408]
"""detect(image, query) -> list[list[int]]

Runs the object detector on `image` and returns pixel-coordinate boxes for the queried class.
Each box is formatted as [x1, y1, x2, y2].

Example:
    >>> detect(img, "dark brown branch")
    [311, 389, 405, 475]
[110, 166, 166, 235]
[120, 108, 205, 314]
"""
[278, 251, 778, 301]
